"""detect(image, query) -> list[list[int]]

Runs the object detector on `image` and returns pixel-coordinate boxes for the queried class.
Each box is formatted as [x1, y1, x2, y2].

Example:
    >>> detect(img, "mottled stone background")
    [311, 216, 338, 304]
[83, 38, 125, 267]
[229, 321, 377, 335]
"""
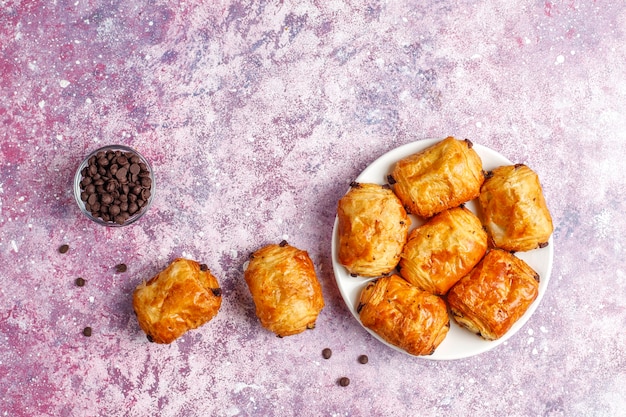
[1, 1, 625, 416]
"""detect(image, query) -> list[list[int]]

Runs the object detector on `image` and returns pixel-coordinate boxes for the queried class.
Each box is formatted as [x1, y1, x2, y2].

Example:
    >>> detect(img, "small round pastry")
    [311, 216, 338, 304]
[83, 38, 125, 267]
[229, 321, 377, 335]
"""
[479, 164, 554, 252]
[389, 137, 484, 218]
[399, 206, 488, 295]
[133, 258, 222, 344]
[358, 275, 450, 356]
[244, 242, 324, 337]
[336, 182, 411, 277]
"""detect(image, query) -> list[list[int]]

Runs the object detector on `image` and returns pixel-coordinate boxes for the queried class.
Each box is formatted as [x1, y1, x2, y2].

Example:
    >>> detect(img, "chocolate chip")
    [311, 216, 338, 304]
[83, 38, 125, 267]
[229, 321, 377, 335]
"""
[146, 334, 154, 343]
[200, 264, 208, 271]
[58, 244, 69, 254]
[115, 263, 127, 273]
[358, 355, 368, 364]
[387, 174, 396, 184]
[279, 240, 288, 247]
[82, 327, 92, 337]
[75, 277, 86, 287]
[211, 288, 222, 297]
[338, 377, 350, 387]
[322, 348, 332, 359]
[539, 242, 549, 248]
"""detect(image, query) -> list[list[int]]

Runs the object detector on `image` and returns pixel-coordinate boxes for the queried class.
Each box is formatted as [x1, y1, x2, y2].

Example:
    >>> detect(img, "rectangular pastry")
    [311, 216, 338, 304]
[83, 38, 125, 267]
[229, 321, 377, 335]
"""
[447, 249, 539, 340]
[389, 137, 484, 218]
[479, 164, 554, 252]
[337, 182, 411, 277]
[398, 206, 488, 295]
[358, 275, 449, 356]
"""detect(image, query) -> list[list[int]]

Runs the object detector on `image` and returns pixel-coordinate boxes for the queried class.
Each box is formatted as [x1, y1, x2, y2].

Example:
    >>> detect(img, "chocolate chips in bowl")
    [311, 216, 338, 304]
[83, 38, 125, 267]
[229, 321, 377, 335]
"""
[73, 145, 155, 226]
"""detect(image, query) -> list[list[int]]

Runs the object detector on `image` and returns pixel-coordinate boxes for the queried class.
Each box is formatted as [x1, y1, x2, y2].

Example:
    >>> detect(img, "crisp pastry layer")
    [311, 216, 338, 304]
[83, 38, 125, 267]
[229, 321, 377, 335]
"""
[133, 258, 222, 344]
[244, 242, 324, 337]
[358, 275, 449, 356]
[337, 182, 411, 277]
[447, 249, 539, 340]
[399, 206, 488, 295]
[389, 137, 484, 218]
[479, 164, 554, 252]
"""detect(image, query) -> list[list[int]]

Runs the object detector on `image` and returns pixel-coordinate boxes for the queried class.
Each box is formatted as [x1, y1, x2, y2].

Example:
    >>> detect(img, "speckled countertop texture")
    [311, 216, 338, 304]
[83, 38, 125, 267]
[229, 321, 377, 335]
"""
[1, 1, 625, 416]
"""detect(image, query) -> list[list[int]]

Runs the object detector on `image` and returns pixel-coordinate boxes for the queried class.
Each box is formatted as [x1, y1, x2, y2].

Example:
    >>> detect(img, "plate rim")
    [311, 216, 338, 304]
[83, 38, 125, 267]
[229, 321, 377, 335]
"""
[331, 137, 554, 360]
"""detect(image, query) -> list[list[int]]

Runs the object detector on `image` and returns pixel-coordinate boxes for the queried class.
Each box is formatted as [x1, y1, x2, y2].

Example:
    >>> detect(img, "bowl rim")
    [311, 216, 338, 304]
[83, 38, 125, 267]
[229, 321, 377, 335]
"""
[73, 144, 155, 227]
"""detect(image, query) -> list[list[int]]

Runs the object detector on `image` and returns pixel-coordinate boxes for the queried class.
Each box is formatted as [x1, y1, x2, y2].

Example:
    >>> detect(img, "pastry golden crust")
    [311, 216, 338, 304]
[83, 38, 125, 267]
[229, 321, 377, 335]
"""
[244, 242, 324, 337]
[358, 275, 450, 356]
[398, 206, 488, 295]
[389, 137, 484, 218]
[447, 249, 539, 340]
[337, 182, 411, 277]
[133, 258, 222, 344]
[479, 164, 554, 252]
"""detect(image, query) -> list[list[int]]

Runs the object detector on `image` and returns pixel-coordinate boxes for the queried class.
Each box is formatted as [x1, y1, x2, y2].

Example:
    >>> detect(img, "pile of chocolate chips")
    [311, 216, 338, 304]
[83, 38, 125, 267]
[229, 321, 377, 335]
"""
[79, 149, 152, 225]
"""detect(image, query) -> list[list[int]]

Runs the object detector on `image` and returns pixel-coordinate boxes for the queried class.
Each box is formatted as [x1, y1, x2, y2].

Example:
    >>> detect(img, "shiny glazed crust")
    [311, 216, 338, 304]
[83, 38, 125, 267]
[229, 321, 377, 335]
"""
[244, 243, 325, 337]
[447, 249, 539, 340]
[337, 182, 411, 277]
[133, 258, 222, 344]
[479, 164, 554, 252]
[358, 275, 450, 356]
[399, 206, 488, 295]
[390, 137, 484, 218]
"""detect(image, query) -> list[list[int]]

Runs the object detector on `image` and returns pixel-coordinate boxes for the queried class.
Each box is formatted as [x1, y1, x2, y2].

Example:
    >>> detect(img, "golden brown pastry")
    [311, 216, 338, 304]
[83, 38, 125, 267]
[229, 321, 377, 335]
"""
[389, 137, 484, 218]
[398, 206, 488, 295]
[244, 242, 324, 337]
[358, 275, 450, 356]
[337, 182, 411, 277]
[479, 164, 554, 252]
[133, 258, 222, 344]
[447, 249, 540, 340]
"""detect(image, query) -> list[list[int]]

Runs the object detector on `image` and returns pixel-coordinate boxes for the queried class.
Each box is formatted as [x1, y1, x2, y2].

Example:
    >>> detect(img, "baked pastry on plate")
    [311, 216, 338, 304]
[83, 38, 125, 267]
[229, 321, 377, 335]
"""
[479, 164, 554, 252]
[447, 249, 540, 340]
[336, 182, 411, 277]
[388, 136, 484, 218]
[133, 258, 222, 344]
[358, 274, 449, 356]
[244, 242, 324, 337]
[398, 206, 488, 295]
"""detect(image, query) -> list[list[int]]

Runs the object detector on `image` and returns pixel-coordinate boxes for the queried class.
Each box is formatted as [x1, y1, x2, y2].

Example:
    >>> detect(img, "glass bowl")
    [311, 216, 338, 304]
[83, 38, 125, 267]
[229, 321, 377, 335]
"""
[73, 145, 155, 227]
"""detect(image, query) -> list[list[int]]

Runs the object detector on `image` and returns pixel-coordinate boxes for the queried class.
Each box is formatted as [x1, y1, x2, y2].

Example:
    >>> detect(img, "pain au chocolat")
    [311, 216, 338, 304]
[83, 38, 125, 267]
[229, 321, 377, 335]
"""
[358, 275, 450, 356]
[447, 249, 540, 341]
[389, 137, 484, 218]
[133, 258, 222, 344]
[244, 242, 324, 337]
[398, 206, 488, 295]
[336, 182, 411, 277]
[479, 164, 554, 252]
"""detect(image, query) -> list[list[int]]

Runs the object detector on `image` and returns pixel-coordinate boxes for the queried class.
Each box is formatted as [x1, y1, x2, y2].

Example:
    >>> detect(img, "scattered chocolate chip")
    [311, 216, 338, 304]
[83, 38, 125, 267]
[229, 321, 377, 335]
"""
[349, 181, 360, 188]
[115, 263, 127, 273]
[211, 288, 222, 297]
[464, 138, 474, 148]
[146, 334, 154, 343]
[199, 264, 208, 271]
[356, 302, 366, 313]
[538, 242, 549, 248]
[338, 377, 350, 387]
[358, 355, 369, 364]
[514, 163, 525, 169]
[386, 175, 396, 185]
[58, 244, 69, 254]
[75, 277, 86, 287]
[279, 240, 288, 247]
[82, 327, 92, 337]
[322, 348, 332, 359]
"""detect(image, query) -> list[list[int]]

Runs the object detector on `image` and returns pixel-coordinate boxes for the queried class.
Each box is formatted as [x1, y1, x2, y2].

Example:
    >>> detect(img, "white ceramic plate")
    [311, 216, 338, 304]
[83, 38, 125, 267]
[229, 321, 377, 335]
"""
[331, 138, 554, 360]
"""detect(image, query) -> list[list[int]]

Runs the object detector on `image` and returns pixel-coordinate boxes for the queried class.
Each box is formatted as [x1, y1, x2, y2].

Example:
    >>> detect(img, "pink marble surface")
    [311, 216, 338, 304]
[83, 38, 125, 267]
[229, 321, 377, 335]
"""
[1, 1, 625, 416]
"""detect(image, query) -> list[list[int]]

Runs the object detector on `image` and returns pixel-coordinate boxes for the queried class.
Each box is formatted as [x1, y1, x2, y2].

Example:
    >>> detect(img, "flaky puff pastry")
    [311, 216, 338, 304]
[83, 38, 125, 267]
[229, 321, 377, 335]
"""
[389, 137, 484, 218]
[358, 275, 450, 356]
[479, 164, 554, 252]
[133, 258, 222, 344]
[337, 182, 411, 277]
[447, 249, 539, 340]
[399, 206, 488, 295]
[244, 242, 324, 337]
